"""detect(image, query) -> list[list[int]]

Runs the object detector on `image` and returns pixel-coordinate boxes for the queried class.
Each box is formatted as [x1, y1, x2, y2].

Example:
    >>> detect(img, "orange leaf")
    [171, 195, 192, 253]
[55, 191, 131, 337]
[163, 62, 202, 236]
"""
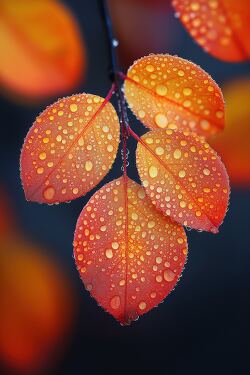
[20, 93, 120, 204]
[74, 177, 187, 325]
[172, 0, 250, 62]
[0, 235, 74, 373]
[210, 78, 250, 186]
[0, 0, 85, 99]
[124, 54, 224, 137]
[135, 129, 229, 233]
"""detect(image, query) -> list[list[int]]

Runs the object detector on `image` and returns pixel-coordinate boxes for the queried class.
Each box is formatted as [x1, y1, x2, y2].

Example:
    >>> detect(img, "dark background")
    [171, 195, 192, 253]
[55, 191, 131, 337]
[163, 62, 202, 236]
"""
[1, 0, 250, 374]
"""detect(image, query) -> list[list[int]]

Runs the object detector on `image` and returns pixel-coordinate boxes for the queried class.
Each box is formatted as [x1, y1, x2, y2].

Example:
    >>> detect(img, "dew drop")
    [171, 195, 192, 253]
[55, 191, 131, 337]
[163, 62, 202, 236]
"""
[149, 165, 158, 178]
[203, 168, 210, 176]
[43, 186, 55, 201]
[178, 170, 186, 178]
[70, 103, 78, 112]
[154, 113, 168, 128]
[85, 160, 93, 171]
[174, 149, 182, 159]
[156, 84, 168, 96]
[164, 269, 175, 282]
[105, 249, 113, 259]
[39, 152, 46, 160]
[110, 295, 121, 309]
[139, 302, 147, 310]
[183, 87, 192, 96]
[155, 147, 164, 156]
[146, 64, 154, 72]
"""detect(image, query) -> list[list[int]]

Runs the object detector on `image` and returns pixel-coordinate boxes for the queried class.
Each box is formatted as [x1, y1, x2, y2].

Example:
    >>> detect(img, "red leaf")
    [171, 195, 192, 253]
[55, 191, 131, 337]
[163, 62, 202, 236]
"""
[74, 177, 187, 325]
[20, 92, 120, 204]
[0, 235, 74, 373]
[0, 0, 85, 99]
[124, 54, 224, 137]
[172, 0, 250, 62]
[135, 128, 230, 233]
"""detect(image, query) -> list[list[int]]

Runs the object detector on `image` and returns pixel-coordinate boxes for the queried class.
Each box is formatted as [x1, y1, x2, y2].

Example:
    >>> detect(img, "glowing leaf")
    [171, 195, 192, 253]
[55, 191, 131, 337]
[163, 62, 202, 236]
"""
[0, 235, 74, 373]
[124, 54, 224, 137]
[20, 93, 120, 204]
[74, 177, 187, 325]
[172, 0, 250, 62]
[135, 129, 229, 233]
[0, 0, 85, 99]
[210, 78, 250, 186]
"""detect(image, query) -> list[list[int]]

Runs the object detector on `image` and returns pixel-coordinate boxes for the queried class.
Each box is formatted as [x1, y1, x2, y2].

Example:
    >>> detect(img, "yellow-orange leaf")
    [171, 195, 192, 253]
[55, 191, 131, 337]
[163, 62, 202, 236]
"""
[210, 78, 250, 186]
[172, 0, 250, 62]
[136, 129, 229, 233]
[20, 93, 120, 204]
[124, 54, 224, 137]
[0, 0, 85, 99]
[74, 177, 187, 325]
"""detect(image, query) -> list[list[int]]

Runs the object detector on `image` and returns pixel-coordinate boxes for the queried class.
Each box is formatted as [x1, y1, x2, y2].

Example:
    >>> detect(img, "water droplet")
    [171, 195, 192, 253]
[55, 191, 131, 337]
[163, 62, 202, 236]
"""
[105, 249, 113, 259]
[149, 165, 158, 178]
[110, 295, 121, 309]
[112, 38, 119, 47]
[146, 64, 154, 72]
[156, 84, 168, 96]
[155, 113, 168, 128]
[155, 147, 164, 156]
[139, 302, 147, 310]
[164, 269, 175, 282]
[70, 103, 78, 112]
[37, 167, 44, 174]
[178, 170, 186, 178]
[203, 168, 210, 176]
[174, 149, 182, 159]
[85, 160, 93, 171]
[43, 186, 55, 201]
[183, 87, 192, 96]
[39, 152, 46, 160]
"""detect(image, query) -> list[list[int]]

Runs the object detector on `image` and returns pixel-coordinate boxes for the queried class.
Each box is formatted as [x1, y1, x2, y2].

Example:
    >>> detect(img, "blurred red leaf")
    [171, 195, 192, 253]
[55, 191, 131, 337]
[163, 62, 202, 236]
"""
[74, 177, 187, 325]
[210, 78, 250, 187]
[172, 0, 250, 62]
[109, 0, 173, 68]
[0, 235, 74, 373]
[20, 92, 120, 204]
[135, 128, 229, 232]
[124, 54, 224, 137]
[0, 0, 85, 99]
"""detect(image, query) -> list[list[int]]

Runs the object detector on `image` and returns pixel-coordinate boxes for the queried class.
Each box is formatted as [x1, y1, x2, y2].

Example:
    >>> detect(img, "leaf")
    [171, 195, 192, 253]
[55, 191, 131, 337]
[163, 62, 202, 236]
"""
[74, 177, 187, 325]
[124, 54, 224, 137]
[210, 78, 250, 186]
[172, 0, 250, 62]
[20, 93, 120, 204]
[109, 0, 173, 68]
[0, 0, 85, 99]
[0, 234, 74, 373]
[135, 129, 229, 233]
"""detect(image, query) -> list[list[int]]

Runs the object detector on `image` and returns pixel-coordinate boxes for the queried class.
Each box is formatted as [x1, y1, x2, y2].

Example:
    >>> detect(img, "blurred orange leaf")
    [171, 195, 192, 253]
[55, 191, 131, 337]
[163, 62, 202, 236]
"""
[210, 78, 250, 187]
[0, 0, 85, 99]
[74, 177, 187, 325]
[135, 129, 229, 232]
[0, 235, 74, 373]
[124, 54, 224, 137]
[20, 93, 120, 204]
[172, 0, 250, 62]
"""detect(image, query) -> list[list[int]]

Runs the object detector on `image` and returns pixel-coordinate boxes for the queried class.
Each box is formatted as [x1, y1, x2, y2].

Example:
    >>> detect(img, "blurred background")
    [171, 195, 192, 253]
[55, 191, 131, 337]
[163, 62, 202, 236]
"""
[0, 0, 250, 374]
